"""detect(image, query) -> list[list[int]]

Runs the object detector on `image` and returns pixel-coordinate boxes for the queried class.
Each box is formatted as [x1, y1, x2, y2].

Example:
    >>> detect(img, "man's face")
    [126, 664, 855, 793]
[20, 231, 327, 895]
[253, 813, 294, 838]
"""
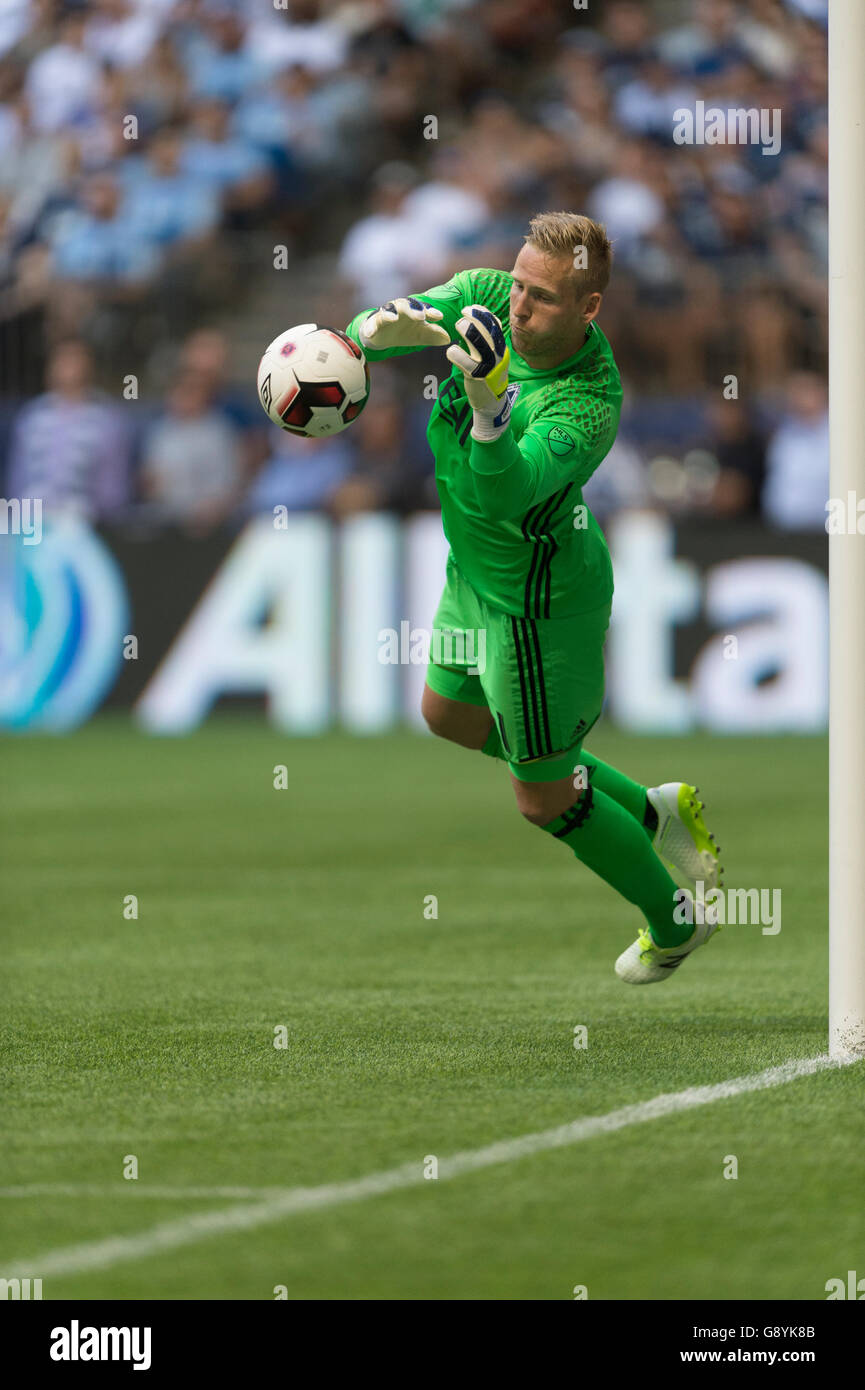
[508, 244, 600, 366]
[49, 344, 92, 395]
[150, 133, 180, 177]
[194, 101, 228, 142]
[84, 177, 119, 220]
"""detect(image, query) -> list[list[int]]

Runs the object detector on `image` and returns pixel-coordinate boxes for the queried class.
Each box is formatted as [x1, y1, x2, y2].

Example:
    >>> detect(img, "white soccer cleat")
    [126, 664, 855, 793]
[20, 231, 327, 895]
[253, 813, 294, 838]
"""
[648, 782, 722, 893]
[615, 916, 720, 985]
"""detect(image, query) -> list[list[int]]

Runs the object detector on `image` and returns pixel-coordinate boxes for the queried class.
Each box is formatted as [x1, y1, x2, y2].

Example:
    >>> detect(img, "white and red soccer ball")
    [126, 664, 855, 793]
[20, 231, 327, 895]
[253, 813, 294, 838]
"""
[256, 323, 371, 437]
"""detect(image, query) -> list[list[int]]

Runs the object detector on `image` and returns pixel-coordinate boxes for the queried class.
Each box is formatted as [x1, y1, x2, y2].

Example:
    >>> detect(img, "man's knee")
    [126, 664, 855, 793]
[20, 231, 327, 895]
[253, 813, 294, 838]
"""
[512, 775, 584, 827]
[520, 804, 557, 828]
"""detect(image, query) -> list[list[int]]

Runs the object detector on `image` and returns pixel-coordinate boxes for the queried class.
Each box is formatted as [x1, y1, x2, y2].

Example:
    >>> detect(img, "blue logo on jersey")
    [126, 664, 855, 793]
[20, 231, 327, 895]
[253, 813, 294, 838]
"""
[493, 382, 522, 430]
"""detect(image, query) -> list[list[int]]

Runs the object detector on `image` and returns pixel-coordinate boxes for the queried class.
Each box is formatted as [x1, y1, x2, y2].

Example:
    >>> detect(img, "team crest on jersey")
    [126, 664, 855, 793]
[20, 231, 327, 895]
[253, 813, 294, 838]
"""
[493, 382, 522, 429]
[548, 425, 575, 456]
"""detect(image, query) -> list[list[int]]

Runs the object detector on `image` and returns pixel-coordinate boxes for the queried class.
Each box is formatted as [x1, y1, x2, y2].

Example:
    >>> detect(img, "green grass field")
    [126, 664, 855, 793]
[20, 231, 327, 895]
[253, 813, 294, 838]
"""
[1, 718, 862, 1300]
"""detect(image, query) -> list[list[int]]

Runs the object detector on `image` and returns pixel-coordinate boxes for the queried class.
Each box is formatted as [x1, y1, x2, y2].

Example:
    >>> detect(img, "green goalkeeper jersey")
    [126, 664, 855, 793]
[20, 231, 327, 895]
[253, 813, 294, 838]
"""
[345, 267, 622, 618]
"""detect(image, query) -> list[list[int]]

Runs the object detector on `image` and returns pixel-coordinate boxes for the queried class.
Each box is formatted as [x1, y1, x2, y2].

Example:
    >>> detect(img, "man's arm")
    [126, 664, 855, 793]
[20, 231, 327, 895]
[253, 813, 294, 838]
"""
[467, 415, 615, 522]
[445, 302, 618, 521]
[344, 270, 477, 359]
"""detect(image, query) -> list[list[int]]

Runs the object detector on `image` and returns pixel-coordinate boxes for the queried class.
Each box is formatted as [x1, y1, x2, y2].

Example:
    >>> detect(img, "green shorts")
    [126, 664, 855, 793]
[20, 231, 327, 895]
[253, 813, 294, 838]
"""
[426, 554, 612, 783]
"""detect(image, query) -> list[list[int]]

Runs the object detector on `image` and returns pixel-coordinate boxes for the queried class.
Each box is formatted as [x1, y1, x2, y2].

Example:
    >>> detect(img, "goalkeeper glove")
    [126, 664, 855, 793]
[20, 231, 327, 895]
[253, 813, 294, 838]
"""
[445, 304, 513, 441]
[359, 296, 450, 351]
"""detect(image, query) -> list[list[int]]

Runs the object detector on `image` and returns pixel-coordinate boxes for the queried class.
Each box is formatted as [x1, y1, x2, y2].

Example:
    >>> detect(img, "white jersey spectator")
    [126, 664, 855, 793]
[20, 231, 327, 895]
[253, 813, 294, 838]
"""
[24, 12, 102, 133]
[613, 59, 695, 142]
[402, 149, 490, 249]
[761, 372, 830, 531]
[589, 142, 665, 261]
[243, 1, 349, 77]
[339, 161, 448, 310]
[85, 0, 161, 70]
[7, 341, 131, 521]
[0, 0, 29, 58]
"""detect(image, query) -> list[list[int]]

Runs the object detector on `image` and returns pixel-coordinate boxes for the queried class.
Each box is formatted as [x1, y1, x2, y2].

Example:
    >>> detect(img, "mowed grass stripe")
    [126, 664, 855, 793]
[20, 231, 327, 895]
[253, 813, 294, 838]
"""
[7, 1053, 851, 1280]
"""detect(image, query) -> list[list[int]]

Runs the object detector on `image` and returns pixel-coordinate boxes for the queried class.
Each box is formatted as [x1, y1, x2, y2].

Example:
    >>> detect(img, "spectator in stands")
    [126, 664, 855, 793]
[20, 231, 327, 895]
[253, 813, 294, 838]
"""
[762, 371, 829, 530]
[187, 9, 261, 106]
[581, 435, 650, 520]
[140, 372, 242, 532]
[0, 0, 832, 518]
[458, 95, 563, 202]
[600, 1, 657, 93]
[330, 372, 425, 517]
[543, 42, 621, 183]
[243, 430, 354, 517]
[0, 91, 75, 247]
[24, 8, 101, 134]
[401, 146, 490, 254]
[233, 62, 361, 185]
[613, 49, 696, 143]
[338, 161, 448, 310]
[703, 396, 768, 519]
[179, 328, 268, 478]
[589, 139, 666, 264]
[85, 0, 160, 73]
[657, 0, 749, 77]
[50, 171, 159, 286]
[181, 97, 273, 213]
[124, 31, 190, 128]
[7, 338, 131, 520]
[243, 0, 349, 78]
[123, 127, 219, 252]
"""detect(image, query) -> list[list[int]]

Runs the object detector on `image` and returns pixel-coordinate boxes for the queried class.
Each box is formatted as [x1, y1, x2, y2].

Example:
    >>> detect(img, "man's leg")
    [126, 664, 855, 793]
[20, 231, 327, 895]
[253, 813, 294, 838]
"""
[420, 673, 675, 936]
[421, 683, 493, 750]
[423, 551, 498, 751]
[480, 721, 656, 835]
[424, 579, 714, 962]
[509, 763, 691, 948]
[477, 597, 695, 950]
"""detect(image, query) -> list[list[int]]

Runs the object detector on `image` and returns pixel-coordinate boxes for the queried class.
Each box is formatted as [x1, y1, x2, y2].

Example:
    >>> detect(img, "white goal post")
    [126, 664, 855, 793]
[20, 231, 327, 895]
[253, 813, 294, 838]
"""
[828, 0, 865, 1057]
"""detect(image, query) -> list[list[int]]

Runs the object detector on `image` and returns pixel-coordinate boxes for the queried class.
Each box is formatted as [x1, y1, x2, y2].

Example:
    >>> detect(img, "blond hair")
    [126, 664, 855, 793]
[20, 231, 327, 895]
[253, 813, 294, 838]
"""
[525, 212, 613, 298]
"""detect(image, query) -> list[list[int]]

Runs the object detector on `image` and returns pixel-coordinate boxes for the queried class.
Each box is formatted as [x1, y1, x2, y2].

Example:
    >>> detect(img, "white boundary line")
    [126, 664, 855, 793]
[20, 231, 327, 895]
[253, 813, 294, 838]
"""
[0, 1185, 289, 1201]
[4, 1053, 857, 1280]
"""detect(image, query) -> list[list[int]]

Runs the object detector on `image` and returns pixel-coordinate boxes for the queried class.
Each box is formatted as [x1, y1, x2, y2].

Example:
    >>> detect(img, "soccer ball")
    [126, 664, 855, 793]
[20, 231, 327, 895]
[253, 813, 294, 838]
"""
[256, 323, 371, 437]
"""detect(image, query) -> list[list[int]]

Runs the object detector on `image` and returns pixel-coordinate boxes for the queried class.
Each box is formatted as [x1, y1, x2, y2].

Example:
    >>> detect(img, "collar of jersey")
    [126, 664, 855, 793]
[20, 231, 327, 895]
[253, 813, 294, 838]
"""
[509, 322, 598, 377]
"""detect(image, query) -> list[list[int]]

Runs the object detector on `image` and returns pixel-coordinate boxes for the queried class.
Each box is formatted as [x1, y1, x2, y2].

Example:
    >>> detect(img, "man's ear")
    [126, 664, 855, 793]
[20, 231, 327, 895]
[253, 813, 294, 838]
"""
[581, 292, 602, 324]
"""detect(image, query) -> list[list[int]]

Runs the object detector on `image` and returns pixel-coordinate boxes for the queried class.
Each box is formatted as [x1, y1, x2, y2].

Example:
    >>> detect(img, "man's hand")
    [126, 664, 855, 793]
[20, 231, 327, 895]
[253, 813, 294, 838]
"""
[359, 296, 451, 351]
[445, 304, 513, 440]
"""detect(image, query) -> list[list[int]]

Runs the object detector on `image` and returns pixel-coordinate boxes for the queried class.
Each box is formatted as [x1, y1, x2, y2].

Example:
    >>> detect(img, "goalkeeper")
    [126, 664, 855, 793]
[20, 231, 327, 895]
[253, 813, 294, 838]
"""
[345, 211, 722, 984]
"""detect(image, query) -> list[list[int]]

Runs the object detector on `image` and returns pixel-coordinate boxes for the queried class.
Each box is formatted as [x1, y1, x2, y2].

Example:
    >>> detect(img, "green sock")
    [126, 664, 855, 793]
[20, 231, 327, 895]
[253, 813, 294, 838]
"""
[483, 735, 655, 838]
[542, 786, 692, 947]
[580, 750, 652, 833]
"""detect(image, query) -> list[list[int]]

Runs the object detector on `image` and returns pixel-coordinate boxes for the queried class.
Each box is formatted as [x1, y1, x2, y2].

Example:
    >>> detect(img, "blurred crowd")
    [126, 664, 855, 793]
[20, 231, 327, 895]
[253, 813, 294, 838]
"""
[0, 0, 830, 532]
